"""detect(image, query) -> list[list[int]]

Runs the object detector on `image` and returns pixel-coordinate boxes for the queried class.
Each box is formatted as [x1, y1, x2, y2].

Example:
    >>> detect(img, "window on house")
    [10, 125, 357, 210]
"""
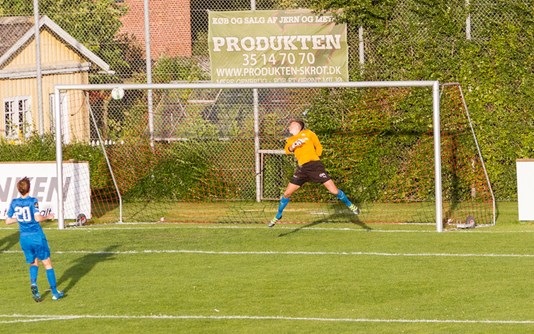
[3, 97, 32, 139]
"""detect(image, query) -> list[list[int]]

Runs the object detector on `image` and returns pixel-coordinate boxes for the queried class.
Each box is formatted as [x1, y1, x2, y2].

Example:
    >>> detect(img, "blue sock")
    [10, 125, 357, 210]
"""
[336, 189, 353, 207]
[276, 196, 290, 219]
[29, 265, 38, 285]
[46, 269, 59, 295]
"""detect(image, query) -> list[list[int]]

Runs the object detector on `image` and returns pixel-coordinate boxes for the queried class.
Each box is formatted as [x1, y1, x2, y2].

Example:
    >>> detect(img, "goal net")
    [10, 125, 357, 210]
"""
[52, 82, 494, 231]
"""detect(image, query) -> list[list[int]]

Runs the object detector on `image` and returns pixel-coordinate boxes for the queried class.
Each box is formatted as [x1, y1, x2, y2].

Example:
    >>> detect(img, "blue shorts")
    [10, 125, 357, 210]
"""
[20, 233, 51, 264]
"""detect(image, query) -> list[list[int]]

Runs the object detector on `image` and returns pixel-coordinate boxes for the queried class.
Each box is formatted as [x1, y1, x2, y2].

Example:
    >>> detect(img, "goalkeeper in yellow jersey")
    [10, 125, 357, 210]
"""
[269, 119, 359, 227]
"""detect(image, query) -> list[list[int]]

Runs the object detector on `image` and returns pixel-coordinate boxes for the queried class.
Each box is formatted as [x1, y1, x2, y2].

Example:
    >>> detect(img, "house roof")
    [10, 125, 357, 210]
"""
[0, 15, 111, 72]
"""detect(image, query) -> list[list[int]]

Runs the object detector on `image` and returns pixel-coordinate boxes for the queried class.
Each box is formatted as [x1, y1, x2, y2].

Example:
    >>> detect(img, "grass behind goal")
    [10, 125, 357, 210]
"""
[1, 214, 533, 333]
[92, 200, 436, 225]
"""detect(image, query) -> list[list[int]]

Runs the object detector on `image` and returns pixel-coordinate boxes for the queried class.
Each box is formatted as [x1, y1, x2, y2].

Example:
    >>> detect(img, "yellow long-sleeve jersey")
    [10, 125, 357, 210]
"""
[284, 129, 323, 166]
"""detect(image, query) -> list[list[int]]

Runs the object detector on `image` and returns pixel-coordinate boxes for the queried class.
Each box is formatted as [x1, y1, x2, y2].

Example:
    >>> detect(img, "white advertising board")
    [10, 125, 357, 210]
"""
[517, 159, 534, 221]
[0, 162, 91, 220]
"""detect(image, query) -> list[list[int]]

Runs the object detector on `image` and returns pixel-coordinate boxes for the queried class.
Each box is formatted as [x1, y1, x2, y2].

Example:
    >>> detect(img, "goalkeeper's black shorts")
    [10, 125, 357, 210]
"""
[290, 160, 331, 186]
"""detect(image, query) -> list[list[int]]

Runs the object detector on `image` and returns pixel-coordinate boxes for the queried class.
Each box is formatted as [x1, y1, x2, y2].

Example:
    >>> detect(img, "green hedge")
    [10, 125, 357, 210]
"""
[310, 0, 533, 200]
[0, 135, 111, 190]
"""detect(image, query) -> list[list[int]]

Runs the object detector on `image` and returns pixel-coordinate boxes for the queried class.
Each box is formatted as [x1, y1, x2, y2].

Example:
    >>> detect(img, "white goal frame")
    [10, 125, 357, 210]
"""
[54, 81, 442, 231]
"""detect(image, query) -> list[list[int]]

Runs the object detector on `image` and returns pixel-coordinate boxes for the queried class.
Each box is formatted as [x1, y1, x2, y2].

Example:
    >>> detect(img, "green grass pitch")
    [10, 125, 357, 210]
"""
[1, 204, 533, 333]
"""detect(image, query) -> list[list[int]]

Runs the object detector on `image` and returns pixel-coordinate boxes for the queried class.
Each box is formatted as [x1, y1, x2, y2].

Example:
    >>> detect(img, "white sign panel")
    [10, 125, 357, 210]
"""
[517, 159, 534, 221]
[0, 162, 91, 220]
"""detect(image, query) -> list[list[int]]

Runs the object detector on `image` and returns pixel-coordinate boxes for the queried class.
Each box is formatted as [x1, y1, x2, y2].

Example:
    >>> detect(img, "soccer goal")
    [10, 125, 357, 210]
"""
[52, 81, 495, 231]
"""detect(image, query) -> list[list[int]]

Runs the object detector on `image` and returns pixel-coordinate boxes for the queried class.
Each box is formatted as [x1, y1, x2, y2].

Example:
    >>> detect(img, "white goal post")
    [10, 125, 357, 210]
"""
[54, 81, 443, 231]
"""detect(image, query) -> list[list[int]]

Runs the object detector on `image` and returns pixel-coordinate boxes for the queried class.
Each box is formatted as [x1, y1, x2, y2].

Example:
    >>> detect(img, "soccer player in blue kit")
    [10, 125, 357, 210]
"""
[5, 177, 64, 302]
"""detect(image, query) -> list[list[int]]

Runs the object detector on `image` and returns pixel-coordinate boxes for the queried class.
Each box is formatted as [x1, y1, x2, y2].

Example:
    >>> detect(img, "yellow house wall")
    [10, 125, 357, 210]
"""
[44, 72, 90, 142]
[0, 72, 90, 142]
[1, 28, 94, 142]
[3, 29, 87, 71]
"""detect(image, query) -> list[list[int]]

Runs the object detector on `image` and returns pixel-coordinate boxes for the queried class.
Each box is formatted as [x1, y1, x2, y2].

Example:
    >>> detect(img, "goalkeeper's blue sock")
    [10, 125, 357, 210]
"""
[46, 269, 59, 295]
[276, 196, 290, 219]
[336, 189, 353, 207]
[29, 265, 38, 285]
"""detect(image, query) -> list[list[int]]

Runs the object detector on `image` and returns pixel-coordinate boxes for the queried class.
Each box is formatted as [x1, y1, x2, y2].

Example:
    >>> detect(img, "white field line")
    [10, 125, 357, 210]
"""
[2, 224, 534, 233]
[1, 225, 435, 233]
[0, 316, 73, 324]
[2, 249, 534, 258]
[1, 314, 534, 325]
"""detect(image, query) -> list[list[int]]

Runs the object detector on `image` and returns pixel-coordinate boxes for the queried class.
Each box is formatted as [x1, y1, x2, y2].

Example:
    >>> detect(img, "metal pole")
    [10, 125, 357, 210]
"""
[144, 0, 154, 148]
[359, 26, 365, 74]
[253, 89, 261, 202]
[466, 0, 472, 40]
[55, 81, 440, 91]
[33, 0, 44, 137]
[432, 82, 443, 232]
[251, 0, 261, 202]
[54, 88, 65, 230]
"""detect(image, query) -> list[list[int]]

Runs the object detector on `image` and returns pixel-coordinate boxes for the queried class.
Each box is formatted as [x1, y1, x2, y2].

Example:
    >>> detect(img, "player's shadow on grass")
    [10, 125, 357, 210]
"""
[0, 231, 19, 251]
[55, 244, 119, 296]
[277, 204, 371, 237]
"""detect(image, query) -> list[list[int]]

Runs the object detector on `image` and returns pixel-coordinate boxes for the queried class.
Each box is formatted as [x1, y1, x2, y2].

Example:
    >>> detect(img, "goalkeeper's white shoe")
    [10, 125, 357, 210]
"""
[268, 216, 280, 228]
[348, 204, 360, 215]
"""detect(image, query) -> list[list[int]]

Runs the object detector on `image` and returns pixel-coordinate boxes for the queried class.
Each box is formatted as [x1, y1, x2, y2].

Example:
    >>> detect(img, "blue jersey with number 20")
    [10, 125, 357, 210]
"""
[7, 196, 44, 234]
[8, 196, 50, 263]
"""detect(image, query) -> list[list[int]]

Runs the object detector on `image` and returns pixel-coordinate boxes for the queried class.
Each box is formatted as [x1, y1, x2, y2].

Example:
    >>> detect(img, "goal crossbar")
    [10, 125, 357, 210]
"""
[54, 81, 442, 231]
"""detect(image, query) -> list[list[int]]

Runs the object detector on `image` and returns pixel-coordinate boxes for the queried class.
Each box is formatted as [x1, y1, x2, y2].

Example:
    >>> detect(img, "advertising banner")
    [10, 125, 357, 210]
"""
[209, 9, 348, 83]
[0, 162, 91, 220]
[517, 159, 534, 221]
